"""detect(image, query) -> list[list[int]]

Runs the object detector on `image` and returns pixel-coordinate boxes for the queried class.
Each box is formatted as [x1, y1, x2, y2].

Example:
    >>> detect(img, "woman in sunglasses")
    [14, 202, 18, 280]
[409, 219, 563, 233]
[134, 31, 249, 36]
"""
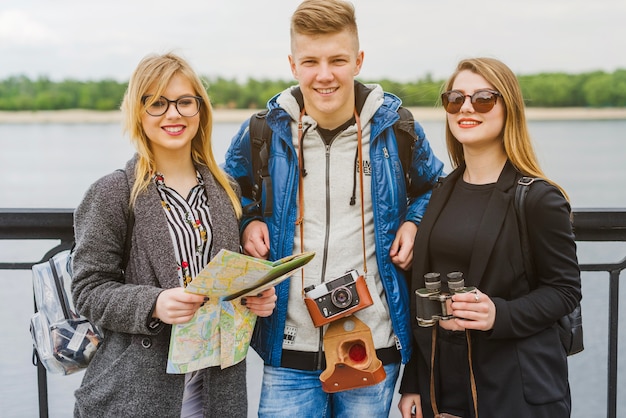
[71, 52, 276, 417]
[398, 57, 581, 418]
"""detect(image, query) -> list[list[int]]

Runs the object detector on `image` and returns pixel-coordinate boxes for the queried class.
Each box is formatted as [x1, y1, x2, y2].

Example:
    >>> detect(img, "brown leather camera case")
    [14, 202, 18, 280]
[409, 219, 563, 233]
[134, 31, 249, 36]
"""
[319, 316, 386, 393]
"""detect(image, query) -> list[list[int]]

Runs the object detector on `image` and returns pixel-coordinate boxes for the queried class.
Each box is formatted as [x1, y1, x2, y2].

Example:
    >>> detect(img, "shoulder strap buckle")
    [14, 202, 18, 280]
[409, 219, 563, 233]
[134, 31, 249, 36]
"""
[518, 176, 537, 187]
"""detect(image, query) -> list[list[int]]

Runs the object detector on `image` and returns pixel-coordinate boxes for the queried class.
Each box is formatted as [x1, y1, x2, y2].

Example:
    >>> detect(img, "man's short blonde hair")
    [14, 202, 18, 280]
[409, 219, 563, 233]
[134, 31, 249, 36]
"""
[290, 0, 359, 49]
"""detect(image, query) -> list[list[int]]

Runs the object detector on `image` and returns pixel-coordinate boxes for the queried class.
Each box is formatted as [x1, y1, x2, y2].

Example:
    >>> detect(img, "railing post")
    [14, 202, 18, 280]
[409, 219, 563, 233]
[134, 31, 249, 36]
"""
[34, 352, 49, 418]
[607, 268, 619, 418]
[31, 291, 50, 418]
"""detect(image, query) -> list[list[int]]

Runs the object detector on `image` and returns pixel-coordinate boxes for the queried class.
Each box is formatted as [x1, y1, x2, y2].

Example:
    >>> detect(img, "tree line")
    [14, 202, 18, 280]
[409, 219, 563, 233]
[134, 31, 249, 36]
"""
[0, 69, 625, 111]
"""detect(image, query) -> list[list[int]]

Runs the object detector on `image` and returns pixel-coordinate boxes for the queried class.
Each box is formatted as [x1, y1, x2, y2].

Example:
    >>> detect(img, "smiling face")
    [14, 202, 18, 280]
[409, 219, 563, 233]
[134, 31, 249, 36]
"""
[447, 70, 505, 153]
[289, 29, 363, 129]
[140, 73, 200, 160]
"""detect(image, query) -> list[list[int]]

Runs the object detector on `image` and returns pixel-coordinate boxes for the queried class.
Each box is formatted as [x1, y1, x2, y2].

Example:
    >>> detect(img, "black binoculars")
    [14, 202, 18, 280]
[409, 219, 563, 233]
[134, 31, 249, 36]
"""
[415, 272, 476, 327]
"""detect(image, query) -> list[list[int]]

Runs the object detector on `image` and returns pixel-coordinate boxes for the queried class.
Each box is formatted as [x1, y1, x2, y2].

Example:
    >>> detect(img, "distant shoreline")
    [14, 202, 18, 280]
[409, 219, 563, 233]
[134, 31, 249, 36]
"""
[0, 107, 625, 124]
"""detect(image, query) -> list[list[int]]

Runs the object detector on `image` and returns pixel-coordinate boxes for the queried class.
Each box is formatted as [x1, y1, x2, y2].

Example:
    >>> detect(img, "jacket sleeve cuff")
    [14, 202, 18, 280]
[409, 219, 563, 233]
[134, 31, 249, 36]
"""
[146, 295, 165, 334]
[489, 297, 511, 338]
[398, 353, 420, 394]
[239, 215, 263, 238]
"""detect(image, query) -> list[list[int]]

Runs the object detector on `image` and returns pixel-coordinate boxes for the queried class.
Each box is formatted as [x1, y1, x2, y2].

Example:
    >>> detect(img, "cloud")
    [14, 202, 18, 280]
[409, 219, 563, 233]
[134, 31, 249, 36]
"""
[0, 9, 60, 46]
[0, 0, 624, 82]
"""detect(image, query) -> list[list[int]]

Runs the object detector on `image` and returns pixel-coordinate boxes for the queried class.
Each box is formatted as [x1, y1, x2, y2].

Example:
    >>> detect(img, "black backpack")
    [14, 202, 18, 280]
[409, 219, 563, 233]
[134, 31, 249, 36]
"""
[244, 107, 417, 218]
[515, 177, 584, 356]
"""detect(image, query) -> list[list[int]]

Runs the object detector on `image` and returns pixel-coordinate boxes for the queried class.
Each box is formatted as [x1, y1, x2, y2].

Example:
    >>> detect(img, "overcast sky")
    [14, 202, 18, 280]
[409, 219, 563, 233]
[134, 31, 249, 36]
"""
[1, 0, 624, 83]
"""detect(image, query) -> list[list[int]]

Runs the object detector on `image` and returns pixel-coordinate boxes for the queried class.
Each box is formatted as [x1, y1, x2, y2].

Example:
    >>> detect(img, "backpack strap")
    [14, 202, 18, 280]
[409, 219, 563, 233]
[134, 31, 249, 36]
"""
[393, 107, 418, 196]
[248, 109, 273, 218]
[514, 176, 538, 285]
[49, 257, 73, 319]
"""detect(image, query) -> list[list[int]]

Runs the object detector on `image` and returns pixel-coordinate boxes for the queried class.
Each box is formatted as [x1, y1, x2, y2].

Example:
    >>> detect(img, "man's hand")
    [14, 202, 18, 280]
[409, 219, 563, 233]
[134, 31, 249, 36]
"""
[390, 221, 418, 270]
[241, 220, 270, 259]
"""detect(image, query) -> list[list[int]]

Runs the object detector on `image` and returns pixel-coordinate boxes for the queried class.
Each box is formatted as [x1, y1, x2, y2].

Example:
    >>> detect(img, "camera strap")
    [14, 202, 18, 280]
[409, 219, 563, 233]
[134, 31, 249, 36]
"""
[354, 109, 368, 275]
[296, 107, 368, 296]
[429, 327, 479, 417]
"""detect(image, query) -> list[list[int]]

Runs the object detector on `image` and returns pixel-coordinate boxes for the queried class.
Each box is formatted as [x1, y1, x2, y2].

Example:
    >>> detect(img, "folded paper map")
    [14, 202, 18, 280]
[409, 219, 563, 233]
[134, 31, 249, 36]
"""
[167, 249, 315, 373]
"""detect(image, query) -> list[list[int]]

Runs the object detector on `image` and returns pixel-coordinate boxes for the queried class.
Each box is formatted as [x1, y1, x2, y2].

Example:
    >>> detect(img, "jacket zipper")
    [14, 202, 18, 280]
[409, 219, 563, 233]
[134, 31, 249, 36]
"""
[317, 142, 333, 369]
[381, 146, 398, 206]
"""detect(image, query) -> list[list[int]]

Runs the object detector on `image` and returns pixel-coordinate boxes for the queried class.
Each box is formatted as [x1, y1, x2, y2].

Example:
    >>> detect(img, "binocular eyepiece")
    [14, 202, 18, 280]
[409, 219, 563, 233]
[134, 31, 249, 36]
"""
[415, 272, 476, 327]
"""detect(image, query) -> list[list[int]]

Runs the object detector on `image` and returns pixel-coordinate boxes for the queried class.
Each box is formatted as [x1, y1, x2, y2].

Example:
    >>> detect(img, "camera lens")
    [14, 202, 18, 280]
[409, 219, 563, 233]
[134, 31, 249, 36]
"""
[331, 286, 353, 308]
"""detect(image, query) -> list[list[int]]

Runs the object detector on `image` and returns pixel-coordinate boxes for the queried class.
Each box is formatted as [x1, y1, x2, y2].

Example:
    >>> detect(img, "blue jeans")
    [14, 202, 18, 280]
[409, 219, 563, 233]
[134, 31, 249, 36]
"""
[258, 363, 400, 418]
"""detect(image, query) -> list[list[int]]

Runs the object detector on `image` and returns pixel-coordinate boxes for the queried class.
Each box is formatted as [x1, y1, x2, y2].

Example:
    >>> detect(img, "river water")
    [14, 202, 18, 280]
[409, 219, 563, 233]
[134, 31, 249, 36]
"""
[1, 119, 625, 417]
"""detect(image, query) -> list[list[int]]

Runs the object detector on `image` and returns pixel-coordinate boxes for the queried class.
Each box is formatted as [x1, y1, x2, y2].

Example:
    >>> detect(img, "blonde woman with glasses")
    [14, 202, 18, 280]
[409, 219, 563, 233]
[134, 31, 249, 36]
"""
[71, 52, 276, 417]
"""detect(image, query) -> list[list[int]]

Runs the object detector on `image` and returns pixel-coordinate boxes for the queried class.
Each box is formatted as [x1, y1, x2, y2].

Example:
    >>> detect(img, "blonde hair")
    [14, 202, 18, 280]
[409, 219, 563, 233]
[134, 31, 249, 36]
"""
[121, 52, 241, 218]
[290, 0, 359, 49]
[443, 57, 568, 200]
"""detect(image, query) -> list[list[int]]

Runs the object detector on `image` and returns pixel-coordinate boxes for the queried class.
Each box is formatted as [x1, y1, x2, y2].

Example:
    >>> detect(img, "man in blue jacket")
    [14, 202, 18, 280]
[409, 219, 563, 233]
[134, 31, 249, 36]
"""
[223, 0, 444, 416]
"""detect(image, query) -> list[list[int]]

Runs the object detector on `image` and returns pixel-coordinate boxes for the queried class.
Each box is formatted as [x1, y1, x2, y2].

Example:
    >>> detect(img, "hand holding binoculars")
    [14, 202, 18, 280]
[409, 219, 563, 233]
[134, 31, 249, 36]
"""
[415, 271, 476, 327]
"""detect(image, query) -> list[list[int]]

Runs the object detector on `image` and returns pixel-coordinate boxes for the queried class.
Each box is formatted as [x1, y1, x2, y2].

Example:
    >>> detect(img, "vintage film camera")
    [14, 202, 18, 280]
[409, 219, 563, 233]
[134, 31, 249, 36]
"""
[415, 271, 476, 327]
[304, 269, 373, 327]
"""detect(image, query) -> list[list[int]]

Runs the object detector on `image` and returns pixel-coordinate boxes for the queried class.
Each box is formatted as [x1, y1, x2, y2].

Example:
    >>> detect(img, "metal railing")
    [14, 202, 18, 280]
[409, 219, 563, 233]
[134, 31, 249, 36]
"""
[0, 209, 74, 418]
[1, 208, 625, 418]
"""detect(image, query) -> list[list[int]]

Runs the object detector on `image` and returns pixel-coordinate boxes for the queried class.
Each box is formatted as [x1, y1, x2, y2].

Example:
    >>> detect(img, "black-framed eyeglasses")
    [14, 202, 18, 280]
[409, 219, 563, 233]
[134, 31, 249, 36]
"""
[141, 95, 202, 117]
[441, 89, 502, 114]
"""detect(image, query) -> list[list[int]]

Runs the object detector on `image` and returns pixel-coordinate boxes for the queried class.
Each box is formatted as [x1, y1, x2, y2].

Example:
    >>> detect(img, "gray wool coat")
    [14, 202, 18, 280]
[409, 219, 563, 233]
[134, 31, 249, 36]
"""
[71, 155, 246, 417]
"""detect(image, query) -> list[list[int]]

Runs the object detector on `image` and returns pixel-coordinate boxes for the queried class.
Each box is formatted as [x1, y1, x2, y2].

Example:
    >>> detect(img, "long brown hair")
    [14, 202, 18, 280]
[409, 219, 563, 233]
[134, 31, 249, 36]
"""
[443, 57, 569, 200]
[121, 52, 241, 217]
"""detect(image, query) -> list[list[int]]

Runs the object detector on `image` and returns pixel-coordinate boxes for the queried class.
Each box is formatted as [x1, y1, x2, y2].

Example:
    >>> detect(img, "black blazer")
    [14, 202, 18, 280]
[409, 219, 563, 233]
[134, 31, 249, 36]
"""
[401, 161, 581, 418]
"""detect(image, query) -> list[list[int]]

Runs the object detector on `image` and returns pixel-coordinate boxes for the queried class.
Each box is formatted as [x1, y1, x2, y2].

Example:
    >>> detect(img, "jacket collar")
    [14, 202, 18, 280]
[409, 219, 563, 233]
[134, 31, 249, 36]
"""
[127, 156, 180, 289]
[265, 82, 402, 143]
[414, 160, 519, 287]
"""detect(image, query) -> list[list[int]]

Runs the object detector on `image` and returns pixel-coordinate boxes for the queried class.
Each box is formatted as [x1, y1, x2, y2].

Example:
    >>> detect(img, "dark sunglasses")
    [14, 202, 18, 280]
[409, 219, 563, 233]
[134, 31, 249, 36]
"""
[441, 89, 502, 114]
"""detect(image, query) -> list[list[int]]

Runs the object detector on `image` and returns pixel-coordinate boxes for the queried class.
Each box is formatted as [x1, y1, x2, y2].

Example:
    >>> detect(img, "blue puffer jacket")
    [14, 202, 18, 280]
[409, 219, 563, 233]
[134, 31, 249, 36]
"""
[223, 90, 444, 366]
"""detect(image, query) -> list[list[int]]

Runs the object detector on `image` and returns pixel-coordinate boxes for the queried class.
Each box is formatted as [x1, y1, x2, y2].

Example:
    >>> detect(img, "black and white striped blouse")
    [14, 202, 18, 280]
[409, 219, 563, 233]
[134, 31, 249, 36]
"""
[154, 171, 213, 287]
